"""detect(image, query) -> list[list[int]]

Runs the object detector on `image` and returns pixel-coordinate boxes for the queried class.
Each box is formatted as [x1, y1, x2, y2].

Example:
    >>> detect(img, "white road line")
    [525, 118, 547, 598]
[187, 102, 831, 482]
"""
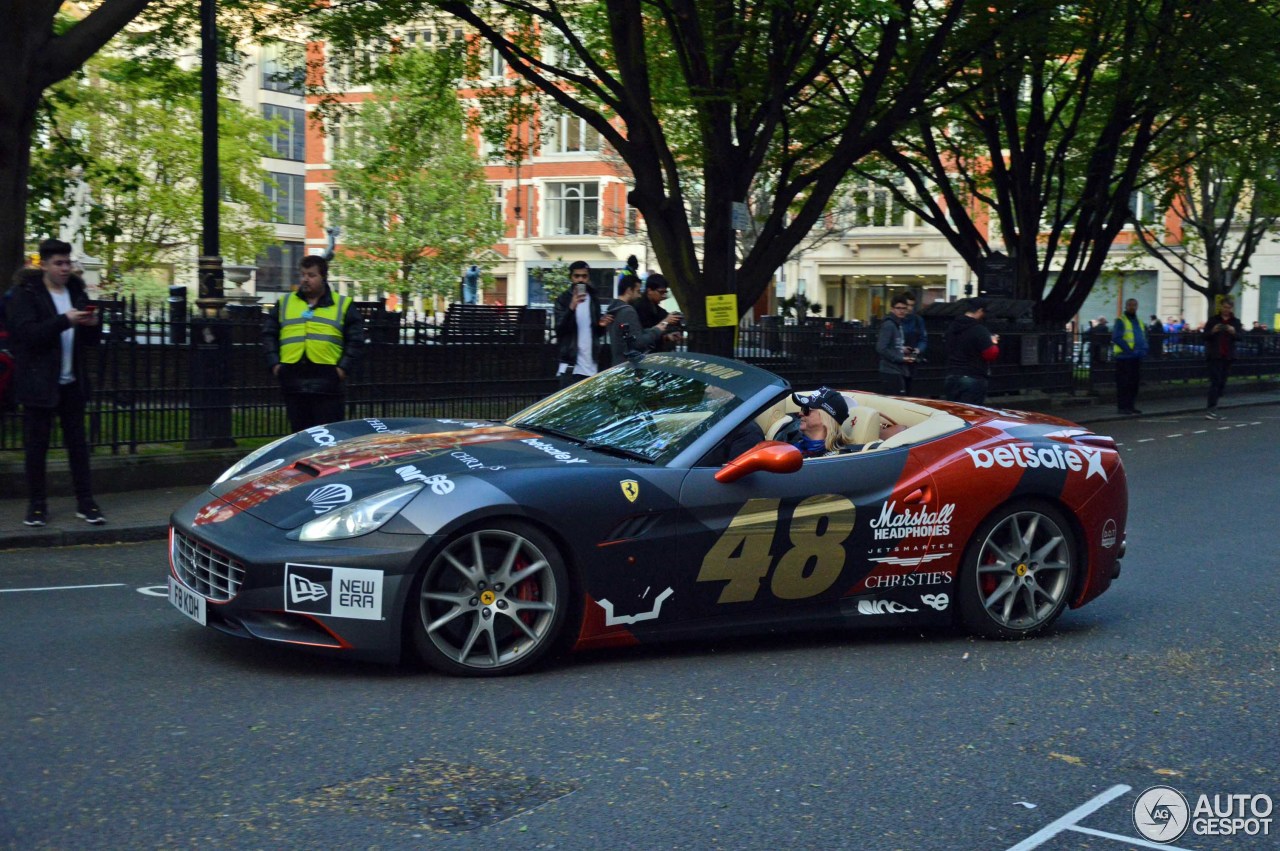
[1168, 433, 1183, 438]
[0, 583, 127, 594]
[1068, 824, 1199, 850]
[1217, 426, 1232, 430]
[1192, 430, 1206, 434]
[1005, 784, 1132, 851]
[1137, 438, 1154, 443]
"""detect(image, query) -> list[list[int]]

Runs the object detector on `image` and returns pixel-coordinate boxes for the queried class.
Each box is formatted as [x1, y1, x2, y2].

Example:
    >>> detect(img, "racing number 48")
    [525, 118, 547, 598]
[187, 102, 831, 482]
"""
[696, 495, 856, 604]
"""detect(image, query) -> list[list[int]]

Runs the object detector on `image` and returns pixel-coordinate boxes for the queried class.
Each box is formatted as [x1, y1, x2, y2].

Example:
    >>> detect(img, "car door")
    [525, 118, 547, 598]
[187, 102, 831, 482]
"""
[669, 446, 938, 631]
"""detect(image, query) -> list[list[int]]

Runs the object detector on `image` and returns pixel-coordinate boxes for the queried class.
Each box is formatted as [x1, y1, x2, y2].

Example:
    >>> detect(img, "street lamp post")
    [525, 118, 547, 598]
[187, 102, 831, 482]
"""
[187, 0, 235, 449]
[197, 0, 224, 313]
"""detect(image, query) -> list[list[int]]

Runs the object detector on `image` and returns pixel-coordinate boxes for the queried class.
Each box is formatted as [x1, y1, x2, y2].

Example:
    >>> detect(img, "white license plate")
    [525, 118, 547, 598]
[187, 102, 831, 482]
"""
[169, 576, 207, 626]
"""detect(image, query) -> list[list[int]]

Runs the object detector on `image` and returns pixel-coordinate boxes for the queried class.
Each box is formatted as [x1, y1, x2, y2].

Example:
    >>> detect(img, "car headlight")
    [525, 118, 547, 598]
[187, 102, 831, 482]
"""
[214, 434, 296, 485]
[292, 483, 423, 542]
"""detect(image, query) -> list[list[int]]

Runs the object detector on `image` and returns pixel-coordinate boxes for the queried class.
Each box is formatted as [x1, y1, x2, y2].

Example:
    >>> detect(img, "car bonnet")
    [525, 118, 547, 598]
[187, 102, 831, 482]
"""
[193, 422, 625, 529]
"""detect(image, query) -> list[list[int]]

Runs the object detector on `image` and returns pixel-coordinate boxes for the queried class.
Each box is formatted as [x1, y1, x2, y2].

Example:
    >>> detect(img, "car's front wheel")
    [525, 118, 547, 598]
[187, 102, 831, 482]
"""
[410, 521, 571, 676]
[958, 502, 1077, 639]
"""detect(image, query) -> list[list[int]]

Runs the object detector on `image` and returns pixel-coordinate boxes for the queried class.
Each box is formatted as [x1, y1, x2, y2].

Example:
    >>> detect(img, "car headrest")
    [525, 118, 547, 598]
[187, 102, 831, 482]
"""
[840, 406, 882, 446]
[765, 413, 795, 442]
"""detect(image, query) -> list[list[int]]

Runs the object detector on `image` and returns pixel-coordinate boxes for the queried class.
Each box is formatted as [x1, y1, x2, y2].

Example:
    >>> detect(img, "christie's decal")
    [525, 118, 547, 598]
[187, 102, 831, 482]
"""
[862, 569, 954, 588]
[450, 450, 505, 472]
[967, 443, 1107, 481]
[870, 501, 954, 541]
[284, 563, 383, 620]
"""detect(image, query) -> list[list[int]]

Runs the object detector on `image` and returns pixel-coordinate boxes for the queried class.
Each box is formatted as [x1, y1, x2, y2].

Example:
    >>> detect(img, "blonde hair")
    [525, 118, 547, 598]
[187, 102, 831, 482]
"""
[812, 408, 847, 453]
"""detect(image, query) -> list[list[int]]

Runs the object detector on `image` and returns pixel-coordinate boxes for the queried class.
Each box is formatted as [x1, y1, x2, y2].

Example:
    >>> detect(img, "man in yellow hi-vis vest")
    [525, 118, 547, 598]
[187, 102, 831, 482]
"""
[262, 255, 364, 433]
[1111, 297, 1148, 416]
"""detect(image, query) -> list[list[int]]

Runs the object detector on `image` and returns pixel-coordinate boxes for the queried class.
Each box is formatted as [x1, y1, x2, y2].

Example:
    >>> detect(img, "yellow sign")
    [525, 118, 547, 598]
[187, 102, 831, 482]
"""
[705, 294, 739, 328]
[620, 480, 639, 502]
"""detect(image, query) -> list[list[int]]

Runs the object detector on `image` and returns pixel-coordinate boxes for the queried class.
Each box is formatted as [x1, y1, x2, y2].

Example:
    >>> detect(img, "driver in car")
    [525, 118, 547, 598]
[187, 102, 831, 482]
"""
[776, 387, 851, 458]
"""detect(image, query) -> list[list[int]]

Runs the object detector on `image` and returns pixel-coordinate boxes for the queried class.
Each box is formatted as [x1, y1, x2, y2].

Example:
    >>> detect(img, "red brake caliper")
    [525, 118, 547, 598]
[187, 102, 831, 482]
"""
[513, 553, 539, 626]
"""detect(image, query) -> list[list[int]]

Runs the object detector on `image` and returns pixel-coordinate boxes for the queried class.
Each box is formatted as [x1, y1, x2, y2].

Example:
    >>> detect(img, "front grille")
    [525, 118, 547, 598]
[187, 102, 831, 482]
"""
[173, 529, 245, 602]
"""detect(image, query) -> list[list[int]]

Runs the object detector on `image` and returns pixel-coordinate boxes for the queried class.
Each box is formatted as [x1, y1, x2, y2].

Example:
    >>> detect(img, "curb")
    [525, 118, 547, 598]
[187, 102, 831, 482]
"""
[0, 522, 171, 552]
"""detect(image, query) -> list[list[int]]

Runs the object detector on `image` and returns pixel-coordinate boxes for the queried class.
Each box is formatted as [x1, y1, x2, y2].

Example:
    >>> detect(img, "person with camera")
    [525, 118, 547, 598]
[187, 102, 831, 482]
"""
[876, 292, 918, 395]
[553, 261, 614, 387]
[7, 238, 105, 526]
[900, 290, 928, 393]
[1203, 295, 1243, 419]
[607, 274, 674, 364]
[635, 272, 683, 352]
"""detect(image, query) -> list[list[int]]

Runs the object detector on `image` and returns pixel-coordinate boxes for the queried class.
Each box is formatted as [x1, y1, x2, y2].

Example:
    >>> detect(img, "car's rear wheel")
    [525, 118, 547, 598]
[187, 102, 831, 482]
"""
[410, 521, 570, 676]
[958, 502, 1077, 639]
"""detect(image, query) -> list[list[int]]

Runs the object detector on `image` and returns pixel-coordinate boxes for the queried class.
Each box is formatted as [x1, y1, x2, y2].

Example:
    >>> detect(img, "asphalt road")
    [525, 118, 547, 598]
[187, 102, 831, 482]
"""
[2, 405, 1278, 850]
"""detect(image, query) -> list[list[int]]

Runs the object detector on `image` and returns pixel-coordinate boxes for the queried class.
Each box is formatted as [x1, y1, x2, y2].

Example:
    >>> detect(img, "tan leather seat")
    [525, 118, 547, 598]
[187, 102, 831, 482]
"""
[765, 414, 796, 441]
[840, 406, 882, 447]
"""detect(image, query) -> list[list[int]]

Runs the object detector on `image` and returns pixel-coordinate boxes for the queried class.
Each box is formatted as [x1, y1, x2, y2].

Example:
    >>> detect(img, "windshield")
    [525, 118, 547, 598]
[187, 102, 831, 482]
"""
[509, 362, 747, 464]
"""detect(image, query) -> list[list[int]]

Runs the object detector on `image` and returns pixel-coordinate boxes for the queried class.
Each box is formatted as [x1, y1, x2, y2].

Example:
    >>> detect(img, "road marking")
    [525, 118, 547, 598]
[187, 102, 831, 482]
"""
[1005, 784, 1131, 851]
[1068, 824, 1198, 850]
[1167, 433, 1183, 438]
[1006, 784, 1204, 851]
[1137, 438, 1154, 443]
[0, 583, 127, 594]
[1192, 430, 1206, 434]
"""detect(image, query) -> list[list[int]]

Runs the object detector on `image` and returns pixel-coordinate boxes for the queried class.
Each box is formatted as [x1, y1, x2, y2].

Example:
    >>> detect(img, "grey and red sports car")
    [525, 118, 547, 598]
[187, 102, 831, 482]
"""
[167, 351, 1127, 676]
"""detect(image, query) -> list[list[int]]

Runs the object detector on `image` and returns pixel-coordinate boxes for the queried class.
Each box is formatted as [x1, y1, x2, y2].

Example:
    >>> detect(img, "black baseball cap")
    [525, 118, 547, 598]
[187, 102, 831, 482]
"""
[792, 386, 849, 423]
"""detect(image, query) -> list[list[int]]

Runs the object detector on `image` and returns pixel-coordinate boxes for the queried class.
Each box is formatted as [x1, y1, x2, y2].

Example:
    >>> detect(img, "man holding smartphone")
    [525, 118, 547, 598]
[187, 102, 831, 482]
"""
[553, 260, 613, 386]
[7, 238, 105, 526]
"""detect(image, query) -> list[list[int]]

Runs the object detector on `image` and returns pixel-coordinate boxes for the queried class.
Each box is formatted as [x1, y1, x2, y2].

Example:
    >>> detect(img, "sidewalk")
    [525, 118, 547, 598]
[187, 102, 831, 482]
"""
[2, 389, 1277, 552]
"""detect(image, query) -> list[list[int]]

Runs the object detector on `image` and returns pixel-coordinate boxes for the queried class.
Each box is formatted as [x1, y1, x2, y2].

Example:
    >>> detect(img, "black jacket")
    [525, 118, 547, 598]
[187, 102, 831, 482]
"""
[1203, 312, 1244, 361]
[553, 284, 607, 369]
[944, 314, 996, 379]
[5, 269, 101, 407]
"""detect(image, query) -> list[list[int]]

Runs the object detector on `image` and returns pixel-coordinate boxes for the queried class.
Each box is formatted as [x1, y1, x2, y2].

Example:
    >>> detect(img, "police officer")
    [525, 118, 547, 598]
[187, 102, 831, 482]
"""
[262, 255, 364, 433]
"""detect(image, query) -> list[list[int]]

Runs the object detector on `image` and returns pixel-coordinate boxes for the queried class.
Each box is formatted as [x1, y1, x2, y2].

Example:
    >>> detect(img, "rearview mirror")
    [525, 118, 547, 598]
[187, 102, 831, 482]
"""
[715, 441, 803, 483]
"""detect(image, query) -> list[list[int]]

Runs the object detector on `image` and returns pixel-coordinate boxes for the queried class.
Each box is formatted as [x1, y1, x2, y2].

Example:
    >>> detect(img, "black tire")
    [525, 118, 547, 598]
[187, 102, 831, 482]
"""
[958, 501, 1078, 639]
[409, 521, 571, 676]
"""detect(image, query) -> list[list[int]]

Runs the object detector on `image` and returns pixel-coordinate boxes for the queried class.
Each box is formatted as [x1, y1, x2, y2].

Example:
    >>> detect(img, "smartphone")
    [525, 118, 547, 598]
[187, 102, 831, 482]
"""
[574, 283, 586, 297]
[83, 304, 97, 314]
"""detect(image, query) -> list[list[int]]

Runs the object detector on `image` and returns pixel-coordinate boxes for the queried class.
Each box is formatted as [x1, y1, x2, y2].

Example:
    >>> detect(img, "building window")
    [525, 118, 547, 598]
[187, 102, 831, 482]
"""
[1129, 189, 1159, 226]
[265, 172, 305, 224]
[545, 181, 599, 236]
[488, 45, 506, 79]
[490, 184, 505, 223]
[549, 113, 600, 154]
[255, 241, 307, 292]
[261, 42, 305, 94]
[849, 179, 905, 228]
[263, 104, 305, 161]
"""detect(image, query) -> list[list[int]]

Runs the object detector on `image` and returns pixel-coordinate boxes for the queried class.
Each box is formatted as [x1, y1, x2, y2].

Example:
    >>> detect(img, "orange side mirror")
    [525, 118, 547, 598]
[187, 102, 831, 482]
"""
[715, 441, 804, 483]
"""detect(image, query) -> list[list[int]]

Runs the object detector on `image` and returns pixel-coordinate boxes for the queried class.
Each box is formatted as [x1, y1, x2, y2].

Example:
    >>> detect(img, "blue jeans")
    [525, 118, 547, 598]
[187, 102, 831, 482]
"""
[945, 374, 988, 405]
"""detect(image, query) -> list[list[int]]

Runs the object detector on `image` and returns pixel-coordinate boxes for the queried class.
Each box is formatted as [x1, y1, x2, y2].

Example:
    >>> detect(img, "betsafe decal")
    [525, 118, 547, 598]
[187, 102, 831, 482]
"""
[966, 443, 1107, 481]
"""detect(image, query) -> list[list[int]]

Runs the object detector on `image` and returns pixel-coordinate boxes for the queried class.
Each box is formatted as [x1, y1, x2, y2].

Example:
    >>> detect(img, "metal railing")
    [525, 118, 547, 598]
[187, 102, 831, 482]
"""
[2, 300, 1277, 454]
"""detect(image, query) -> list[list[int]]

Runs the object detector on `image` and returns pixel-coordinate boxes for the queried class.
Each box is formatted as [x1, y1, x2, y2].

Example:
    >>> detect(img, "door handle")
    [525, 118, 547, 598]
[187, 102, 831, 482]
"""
[902, 486, 932, 504]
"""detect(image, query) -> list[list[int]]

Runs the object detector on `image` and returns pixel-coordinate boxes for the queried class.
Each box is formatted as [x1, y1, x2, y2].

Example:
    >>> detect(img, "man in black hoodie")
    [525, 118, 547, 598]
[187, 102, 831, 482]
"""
[6, 239, 105, 526]
[943, 297, 1000, 405]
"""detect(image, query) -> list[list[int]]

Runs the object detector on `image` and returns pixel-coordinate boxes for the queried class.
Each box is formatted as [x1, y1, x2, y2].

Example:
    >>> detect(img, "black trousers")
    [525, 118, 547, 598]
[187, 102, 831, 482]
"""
[1207, 359, 1232, 409]
[880, 373, 907, 395]
[284, 394, 346, 434]
[1115, 358, 1141, 411]
[944, 374, 988, 405]
[23, 384, 94, 506]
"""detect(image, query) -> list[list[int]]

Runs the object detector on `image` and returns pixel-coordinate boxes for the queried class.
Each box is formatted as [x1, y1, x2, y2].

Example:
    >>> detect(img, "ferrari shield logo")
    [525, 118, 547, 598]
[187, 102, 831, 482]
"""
[620, 480, 640, 502]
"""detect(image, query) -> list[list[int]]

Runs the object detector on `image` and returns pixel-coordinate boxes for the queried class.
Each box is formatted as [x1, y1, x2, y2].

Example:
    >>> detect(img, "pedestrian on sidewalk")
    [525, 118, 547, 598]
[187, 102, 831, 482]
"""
[900, 290, 928, 393]
[876, 292, 917, 395]
[1112, 298, 1148, 415]
[553, 260, 612, 384]
[943, 297, 1000, 405]
[1203, 295, 1243, 419]
[6, 238, 105, 526]
[262, 255, 364, 434]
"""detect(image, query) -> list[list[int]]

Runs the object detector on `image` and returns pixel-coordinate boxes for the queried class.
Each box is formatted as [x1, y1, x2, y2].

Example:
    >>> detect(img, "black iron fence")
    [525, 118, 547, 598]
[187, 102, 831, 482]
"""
[2, 299, 1278, 454]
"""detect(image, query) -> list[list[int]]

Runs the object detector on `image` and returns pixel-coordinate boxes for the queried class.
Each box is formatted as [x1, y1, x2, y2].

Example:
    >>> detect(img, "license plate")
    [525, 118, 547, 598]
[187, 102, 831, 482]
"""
[169, 576, 207, 626]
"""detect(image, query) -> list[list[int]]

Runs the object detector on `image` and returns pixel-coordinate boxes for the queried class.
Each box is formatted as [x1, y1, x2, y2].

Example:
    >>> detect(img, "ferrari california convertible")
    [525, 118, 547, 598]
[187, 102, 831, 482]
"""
[167, 351, 1127, 676]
